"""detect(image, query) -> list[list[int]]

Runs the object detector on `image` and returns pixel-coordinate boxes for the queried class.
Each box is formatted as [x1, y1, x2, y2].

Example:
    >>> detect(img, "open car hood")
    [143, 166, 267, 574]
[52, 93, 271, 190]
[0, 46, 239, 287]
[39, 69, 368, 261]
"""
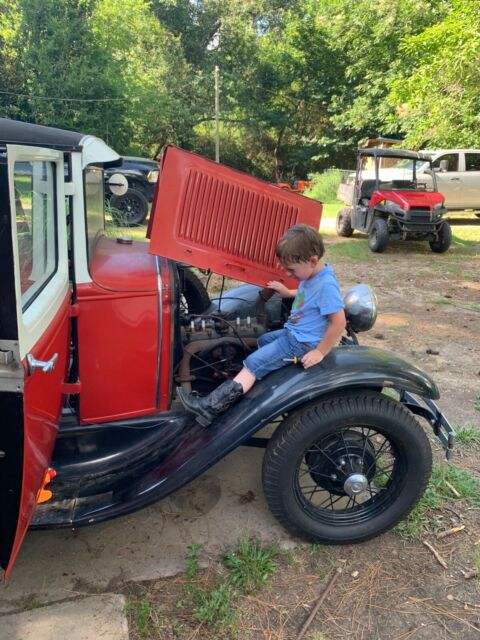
[147, 146, 322, 289]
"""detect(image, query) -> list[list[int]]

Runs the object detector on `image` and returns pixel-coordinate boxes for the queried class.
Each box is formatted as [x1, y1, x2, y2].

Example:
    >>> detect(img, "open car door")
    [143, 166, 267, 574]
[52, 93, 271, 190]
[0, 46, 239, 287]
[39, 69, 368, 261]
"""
[0, 145, 70, 578]
[147, 147, 322, 288]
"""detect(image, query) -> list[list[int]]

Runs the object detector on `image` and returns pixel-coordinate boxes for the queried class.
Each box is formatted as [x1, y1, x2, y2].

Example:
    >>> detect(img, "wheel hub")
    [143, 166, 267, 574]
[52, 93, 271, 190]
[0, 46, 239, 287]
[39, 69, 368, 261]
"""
[344, 473, 369, 497]
[305, 430, 377, 496]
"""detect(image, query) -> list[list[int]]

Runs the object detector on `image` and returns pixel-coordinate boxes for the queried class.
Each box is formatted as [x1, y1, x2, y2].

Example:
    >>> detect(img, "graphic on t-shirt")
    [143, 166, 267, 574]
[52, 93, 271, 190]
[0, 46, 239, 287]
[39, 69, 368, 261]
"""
[289, 291, 305, 325]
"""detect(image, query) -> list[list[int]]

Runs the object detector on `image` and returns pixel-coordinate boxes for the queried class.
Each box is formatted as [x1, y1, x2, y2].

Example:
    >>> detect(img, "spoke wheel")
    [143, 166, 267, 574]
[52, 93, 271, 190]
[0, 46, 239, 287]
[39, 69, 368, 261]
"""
[262, 391, 432, 544]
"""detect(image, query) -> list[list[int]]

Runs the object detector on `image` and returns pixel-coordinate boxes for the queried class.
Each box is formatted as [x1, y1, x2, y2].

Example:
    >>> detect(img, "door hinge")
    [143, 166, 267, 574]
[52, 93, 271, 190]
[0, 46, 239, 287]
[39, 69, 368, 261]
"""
[70, 304, 79, 317]
[61, 380, 82, 394]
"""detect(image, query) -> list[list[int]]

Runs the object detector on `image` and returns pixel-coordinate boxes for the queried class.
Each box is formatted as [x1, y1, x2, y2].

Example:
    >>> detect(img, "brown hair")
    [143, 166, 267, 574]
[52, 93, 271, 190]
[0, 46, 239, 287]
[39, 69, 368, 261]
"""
[275, 224, 324, 263]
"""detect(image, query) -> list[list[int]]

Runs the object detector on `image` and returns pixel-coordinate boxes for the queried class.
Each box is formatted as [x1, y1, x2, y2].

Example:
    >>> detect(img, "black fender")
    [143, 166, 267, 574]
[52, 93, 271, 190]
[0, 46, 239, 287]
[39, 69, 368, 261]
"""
[31, 346, 438, 529]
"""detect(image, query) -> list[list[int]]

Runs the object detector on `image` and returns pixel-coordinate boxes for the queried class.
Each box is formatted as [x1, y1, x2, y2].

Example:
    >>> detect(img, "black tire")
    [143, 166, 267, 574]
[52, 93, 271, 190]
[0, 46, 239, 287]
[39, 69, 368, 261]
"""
[368, 217, 389, 253]
[336, 208, 354, 237]
[178, 267, 210, 313]
[262, 392, 432, 544]
[110, 188, 149, 226]
[429, 221, 452, 253]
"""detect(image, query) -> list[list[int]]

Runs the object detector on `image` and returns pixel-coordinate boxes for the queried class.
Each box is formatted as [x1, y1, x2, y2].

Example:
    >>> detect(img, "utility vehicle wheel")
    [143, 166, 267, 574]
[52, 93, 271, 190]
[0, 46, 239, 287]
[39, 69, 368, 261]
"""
[474, 212, 480, 218]
[368, 218, 389, 253]
[429, 221, 452, 253]
[110, 188, 149, 226]
[262, 392, 432, 544]
[178, 267, 210, 313]
[336, 208, 354, 237]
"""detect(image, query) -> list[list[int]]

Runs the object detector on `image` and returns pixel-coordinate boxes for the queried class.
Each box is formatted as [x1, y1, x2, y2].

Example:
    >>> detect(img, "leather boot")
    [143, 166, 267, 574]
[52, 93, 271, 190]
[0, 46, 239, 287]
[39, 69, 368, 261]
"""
[177, 379, 244, 427]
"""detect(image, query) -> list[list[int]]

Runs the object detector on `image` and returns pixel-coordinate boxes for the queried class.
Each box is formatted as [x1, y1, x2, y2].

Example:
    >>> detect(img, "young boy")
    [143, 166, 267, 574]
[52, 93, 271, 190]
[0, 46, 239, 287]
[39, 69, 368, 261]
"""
[177, 224, 346, 426]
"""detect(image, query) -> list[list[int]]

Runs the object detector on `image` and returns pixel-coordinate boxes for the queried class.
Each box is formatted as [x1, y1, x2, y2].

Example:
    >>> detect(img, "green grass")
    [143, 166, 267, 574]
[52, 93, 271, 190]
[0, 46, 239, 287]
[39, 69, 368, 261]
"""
[475, 396, 480, 412]
[328, 238, 374, 262]
[395, 463, 480, 540]
[321, 200, 343, 219]
[124, 596, 162, 639]
[455, 424, 480, 447]
[223, 537, 279, 594]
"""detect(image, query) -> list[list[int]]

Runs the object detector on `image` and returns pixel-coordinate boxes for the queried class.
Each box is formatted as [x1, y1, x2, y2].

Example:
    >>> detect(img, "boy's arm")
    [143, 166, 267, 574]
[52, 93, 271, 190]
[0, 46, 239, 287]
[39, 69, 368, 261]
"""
[267, 280, 297, 298]
[301, 309, 346, 369]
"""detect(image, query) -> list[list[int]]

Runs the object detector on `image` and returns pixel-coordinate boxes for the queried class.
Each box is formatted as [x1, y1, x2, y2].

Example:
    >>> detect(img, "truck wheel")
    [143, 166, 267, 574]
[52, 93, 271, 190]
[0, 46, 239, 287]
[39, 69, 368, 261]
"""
[336, 208, 354, 237]
[178, 267, 210, 313]
[429, 222, 452, 253]
[368, 218, 389, 253]
[110, 188, 149, 226]
[262, 392, 432, 544]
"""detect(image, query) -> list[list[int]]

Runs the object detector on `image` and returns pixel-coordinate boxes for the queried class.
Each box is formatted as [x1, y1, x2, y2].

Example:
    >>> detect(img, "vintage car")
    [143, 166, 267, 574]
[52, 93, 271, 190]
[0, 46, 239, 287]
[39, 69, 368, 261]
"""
[0, 118, 454, 579]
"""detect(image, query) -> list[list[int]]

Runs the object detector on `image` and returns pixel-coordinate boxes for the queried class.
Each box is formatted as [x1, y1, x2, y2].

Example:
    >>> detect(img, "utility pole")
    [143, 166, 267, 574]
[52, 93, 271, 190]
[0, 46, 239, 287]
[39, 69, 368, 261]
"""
[214, 65, 220, 163]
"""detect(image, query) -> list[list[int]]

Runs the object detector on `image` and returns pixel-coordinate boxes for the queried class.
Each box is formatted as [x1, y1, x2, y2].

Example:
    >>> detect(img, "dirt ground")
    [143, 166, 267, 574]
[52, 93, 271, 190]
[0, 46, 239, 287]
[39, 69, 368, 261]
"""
[126, 216, 480, 640]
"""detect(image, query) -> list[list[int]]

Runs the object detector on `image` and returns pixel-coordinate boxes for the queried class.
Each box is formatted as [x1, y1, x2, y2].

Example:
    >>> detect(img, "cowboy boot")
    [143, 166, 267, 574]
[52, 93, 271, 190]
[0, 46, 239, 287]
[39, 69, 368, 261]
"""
[177, 379, 244, 427]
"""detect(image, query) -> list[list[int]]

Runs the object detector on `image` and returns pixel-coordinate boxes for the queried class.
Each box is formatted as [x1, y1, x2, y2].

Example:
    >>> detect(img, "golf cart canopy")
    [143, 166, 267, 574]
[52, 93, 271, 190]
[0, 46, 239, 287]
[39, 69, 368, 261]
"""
[358, 148, 432, 163]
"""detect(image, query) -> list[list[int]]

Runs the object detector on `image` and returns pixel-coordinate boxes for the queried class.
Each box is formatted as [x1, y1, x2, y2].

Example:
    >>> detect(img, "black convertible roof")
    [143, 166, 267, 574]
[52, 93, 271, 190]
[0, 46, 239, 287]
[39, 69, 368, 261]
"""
[0, 118, 84, 149]
[359, 148, 431, 162]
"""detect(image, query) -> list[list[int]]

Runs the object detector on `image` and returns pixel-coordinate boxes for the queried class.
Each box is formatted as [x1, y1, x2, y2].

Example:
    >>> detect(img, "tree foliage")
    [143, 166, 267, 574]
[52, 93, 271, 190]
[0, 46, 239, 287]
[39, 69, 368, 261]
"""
[0, 0, 475, 177]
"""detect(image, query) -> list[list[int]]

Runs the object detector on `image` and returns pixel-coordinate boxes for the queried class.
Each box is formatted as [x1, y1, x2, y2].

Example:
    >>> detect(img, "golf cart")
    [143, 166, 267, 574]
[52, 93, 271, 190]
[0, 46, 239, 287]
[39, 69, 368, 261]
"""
[0, 119, 454, 579]
[336, 149, 452, 253]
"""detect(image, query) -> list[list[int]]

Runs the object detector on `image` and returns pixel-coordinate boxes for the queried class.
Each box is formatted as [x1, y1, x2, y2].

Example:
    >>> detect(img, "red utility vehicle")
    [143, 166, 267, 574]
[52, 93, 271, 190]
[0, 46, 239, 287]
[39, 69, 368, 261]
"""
[0, 119, 454, 579]
[336, 149, 452, 253]
[274, 179, 313, 194]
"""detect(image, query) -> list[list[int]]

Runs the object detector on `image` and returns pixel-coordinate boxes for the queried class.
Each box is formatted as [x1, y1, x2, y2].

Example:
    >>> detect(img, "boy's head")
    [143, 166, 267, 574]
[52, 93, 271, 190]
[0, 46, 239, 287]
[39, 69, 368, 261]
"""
[276, 224, 324, 264]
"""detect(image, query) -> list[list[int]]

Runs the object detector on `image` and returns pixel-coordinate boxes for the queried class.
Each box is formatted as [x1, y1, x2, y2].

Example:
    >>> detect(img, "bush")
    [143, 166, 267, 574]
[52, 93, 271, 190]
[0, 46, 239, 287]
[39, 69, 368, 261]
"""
[307, 169, 345, 202]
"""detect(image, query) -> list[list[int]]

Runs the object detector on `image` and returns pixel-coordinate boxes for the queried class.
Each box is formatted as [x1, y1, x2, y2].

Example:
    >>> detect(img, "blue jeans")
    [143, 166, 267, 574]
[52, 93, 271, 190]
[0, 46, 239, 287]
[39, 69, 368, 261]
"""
[243, 328, 317, 380]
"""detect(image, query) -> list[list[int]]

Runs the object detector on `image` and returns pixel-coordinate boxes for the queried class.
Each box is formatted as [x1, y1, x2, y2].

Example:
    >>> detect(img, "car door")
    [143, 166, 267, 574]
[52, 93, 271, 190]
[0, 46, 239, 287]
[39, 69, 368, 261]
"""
[431, 152, 463, 209]
[0, 145, 70, 579]
[147, 146, 322, 289]
[461, 152, 480, 210]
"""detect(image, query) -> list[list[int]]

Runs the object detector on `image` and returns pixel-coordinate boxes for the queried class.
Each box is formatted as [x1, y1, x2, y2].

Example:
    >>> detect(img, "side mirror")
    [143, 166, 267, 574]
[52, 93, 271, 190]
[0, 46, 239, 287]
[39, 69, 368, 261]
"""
[439, 159, 449, 172]
[108, 173, 128, 196]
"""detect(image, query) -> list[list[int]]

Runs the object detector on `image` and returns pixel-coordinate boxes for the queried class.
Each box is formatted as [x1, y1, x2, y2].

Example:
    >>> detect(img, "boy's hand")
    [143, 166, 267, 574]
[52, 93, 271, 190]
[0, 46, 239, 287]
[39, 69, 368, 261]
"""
[267, 281, 292, 297]
[301, 349, 324, 369]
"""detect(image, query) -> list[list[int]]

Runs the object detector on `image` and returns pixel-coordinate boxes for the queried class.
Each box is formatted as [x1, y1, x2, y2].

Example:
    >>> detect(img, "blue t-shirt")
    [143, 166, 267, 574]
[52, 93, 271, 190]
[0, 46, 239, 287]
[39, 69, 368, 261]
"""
[285, 263, 344, 343]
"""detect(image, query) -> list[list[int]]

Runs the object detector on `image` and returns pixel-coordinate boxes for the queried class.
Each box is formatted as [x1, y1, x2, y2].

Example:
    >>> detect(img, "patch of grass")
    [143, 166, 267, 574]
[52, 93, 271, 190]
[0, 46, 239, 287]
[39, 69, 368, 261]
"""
[124, 596, 162, 639]
[328, 239, 374, 262]
[432, 297, 453, 305]
[223, 537, 279, 594]
[185, 543, 203, 579]
[307, 171, 345, 204]
[396, 463, 480, 540]
[455, 424, 480, 447]
[193, 583, 236, 629]
[475, 396, 480, 412]
[475, 549, 480, 574]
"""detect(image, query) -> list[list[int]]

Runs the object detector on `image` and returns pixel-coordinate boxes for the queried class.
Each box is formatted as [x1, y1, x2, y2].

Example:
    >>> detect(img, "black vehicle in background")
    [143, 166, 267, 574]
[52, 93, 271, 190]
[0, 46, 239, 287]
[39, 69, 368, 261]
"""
[105, 156, 159, 225]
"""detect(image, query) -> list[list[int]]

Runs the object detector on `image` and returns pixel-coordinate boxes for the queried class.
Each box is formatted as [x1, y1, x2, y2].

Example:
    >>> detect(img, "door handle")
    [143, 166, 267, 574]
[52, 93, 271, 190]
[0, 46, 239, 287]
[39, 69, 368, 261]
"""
[26, 353, 58, 375]
[450, 177, 460, 181]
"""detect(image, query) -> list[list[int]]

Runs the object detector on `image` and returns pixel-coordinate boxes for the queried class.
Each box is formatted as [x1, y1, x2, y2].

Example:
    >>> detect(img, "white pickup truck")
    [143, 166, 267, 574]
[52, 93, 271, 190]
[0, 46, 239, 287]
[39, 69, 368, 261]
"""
[338, 149, 480, 215]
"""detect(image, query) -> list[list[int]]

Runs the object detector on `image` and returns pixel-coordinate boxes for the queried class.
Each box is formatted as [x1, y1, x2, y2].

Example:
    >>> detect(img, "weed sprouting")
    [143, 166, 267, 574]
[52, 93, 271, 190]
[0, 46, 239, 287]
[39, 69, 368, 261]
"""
[223, 537, 279, 594]
[475, 396, 480, 412]
[124, 596, 162, 639]
[185, 543, 203, 579]
[455, 424, 480, 447]
[193, 583, 236, 629]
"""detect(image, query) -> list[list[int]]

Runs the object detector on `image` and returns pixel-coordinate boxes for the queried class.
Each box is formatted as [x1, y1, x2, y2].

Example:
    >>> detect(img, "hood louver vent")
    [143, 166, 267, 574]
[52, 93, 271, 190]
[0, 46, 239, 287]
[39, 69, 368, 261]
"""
[148, 146, 322, 288]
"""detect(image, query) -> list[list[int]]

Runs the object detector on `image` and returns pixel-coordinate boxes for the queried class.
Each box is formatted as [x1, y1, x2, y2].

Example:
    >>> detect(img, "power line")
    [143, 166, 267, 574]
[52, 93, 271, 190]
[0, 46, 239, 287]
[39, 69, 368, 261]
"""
[0, 90, 139, 103]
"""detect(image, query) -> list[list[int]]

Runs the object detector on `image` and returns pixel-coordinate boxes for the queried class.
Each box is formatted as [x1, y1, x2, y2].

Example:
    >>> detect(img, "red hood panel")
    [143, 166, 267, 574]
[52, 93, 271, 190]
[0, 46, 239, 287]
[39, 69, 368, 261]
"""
[148, 146, 322, 288]
[372, 190, 444, 209]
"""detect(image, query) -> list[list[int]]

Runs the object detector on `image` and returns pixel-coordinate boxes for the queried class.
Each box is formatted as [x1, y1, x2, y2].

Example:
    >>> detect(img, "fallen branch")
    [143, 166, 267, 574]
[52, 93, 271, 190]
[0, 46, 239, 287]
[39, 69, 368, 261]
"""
[422, 540, 448, 569]
[295, 567, 342, 640]
[437, 525, 465, 539]
[444, 480, 461, 498]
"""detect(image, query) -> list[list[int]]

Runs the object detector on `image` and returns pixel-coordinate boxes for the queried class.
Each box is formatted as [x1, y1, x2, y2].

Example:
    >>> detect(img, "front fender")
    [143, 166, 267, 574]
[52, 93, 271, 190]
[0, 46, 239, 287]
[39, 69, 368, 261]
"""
[32, 346, 438, 528]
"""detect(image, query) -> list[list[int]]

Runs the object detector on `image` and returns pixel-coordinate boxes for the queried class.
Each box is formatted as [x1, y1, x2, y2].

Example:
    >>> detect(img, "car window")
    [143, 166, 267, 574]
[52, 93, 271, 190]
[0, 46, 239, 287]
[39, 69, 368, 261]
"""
[84, 166, 105, 264]
[432, 153, 458, 172]
[465, 153, 480, 171]
[14, 160, 58, 311]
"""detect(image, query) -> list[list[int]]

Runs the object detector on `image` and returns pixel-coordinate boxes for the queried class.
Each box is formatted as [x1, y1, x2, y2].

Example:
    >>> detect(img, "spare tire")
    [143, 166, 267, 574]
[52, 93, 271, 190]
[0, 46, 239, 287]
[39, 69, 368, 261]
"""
[110, 188, 149, 226]
[178, 267, 210, 313]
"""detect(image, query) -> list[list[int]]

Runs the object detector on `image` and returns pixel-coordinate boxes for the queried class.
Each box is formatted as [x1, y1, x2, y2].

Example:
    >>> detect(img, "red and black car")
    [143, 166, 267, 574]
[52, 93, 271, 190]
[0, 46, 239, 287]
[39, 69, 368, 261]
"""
[0, 119, 454, 579]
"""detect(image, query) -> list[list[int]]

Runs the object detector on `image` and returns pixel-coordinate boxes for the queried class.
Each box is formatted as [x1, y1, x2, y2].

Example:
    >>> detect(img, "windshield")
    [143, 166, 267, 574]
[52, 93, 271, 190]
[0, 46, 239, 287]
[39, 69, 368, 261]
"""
[84, 166, 105, 263]
[359, 156, 435, 192]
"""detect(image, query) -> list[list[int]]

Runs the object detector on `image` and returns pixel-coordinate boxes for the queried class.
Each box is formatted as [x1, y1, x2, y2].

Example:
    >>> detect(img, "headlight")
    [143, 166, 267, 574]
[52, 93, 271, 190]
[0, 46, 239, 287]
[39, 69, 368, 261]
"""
[147, 170, 159, 183]
[434, 201, 445, 210]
